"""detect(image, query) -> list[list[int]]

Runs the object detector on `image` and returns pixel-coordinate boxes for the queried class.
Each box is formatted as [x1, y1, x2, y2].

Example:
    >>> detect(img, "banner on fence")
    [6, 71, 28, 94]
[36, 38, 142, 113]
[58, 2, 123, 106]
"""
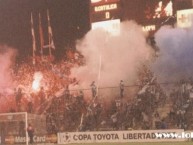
[0, 134, 57, 144]
[58, 129, 185, 144]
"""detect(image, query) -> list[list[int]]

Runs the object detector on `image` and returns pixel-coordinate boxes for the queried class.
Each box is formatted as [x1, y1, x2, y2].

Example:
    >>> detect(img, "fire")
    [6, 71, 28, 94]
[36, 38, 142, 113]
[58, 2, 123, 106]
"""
[32, 72, 43, 92]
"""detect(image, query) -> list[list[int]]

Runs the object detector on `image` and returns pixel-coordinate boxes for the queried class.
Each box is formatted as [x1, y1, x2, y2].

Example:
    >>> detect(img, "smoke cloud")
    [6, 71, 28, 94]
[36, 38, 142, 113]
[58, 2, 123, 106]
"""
[71, 21, 153, 90]
[152, 25, 193, 83]
[0, 45, 17, 94]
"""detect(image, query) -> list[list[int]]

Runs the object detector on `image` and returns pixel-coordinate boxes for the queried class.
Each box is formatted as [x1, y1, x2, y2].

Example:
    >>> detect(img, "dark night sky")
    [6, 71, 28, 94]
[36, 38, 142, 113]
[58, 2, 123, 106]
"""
[0, 0, 90, 59]
[0, 0, 191, 60]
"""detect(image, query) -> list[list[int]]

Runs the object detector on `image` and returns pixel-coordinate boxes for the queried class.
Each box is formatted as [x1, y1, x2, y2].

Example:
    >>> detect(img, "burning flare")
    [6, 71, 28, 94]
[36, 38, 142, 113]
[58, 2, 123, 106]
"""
[32, 72, 43, 92]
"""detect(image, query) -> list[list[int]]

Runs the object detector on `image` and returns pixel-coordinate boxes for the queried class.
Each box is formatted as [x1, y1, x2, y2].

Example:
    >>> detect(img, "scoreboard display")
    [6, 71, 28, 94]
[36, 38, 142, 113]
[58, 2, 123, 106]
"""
[144, 0, 174, 20]
[91, 19, 120, 35]
[90, 0, 121, 35]
[90, 0, 121, 23]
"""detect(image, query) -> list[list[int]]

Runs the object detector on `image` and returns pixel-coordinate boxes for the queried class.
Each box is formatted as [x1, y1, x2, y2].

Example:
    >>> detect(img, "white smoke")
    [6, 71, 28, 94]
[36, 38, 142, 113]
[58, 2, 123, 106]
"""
[152, 24, 193, 83]
[71, 21, 153, 90]
[0, 45, 17, 93]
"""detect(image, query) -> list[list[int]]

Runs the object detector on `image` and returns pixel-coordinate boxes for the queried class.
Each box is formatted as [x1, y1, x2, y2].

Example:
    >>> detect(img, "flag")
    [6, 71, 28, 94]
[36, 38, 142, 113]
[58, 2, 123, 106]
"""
[31, 13, 36, 51]
[39, 13, 44, 54]
[46, 10, 55, 50]
[31, 13, 36, 64]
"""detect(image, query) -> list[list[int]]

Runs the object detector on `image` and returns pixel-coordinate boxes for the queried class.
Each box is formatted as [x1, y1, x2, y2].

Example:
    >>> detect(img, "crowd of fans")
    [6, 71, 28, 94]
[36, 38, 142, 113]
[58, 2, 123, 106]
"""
[1, 50, 193, 134]
[0, 50, 83, 112]
[43, 64, 193, 133]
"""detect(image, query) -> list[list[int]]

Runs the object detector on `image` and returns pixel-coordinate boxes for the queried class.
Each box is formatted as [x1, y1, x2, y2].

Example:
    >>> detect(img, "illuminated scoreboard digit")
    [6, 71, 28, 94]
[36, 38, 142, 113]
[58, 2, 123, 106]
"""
[140, 0, 174, 33]
[90, 0, 121, 23]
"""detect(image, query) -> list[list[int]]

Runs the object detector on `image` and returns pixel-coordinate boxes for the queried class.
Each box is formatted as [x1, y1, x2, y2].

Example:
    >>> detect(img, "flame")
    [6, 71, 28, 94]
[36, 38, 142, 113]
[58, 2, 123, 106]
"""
[164, 0, 173, 16]
[32, 72, 43, 92]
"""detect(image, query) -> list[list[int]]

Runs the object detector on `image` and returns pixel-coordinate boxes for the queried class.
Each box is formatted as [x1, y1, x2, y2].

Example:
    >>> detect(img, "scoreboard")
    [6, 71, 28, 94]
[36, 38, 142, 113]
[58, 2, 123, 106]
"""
[90, 0, 121, 35]
[90, 0, 121, 22]
[89, 0, 193, 35]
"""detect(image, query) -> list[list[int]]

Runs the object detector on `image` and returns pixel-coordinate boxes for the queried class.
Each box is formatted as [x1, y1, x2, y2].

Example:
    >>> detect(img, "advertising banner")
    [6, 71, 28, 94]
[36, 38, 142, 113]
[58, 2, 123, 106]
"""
[58, 129, 185, 144]
[0, 134, 57, 144]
